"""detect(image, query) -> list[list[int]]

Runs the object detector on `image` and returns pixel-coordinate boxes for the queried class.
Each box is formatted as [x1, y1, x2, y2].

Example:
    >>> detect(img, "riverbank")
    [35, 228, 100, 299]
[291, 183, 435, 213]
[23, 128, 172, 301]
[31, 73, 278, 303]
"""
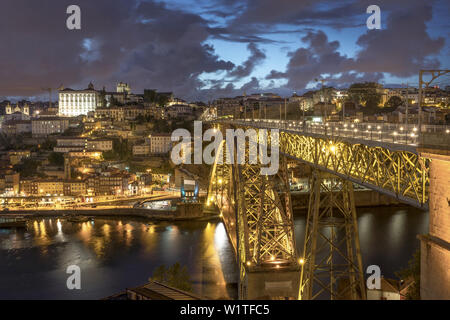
[291, 189, 403, 210]
[0, 207, 218, 222]
[0, 207, 427, 299]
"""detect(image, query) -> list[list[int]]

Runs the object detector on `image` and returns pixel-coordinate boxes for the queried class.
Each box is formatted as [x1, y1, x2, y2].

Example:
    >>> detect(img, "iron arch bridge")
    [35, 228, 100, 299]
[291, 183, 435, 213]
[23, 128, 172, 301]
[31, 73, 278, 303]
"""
[206, 119, 435, 300]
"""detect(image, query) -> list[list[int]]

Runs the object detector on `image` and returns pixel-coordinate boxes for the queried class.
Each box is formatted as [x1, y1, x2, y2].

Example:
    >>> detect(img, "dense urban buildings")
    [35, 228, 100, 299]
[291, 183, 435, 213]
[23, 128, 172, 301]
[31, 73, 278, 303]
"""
[0, 0, 449, 304]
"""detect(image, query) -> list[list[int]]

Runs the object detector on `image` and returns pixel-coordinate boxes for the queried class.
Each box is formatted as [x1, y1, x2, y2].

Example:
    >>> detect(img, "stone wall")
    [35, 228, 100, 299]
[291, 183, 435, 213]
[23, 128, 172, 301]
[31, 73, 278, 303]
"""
[419, 153, 450, 300]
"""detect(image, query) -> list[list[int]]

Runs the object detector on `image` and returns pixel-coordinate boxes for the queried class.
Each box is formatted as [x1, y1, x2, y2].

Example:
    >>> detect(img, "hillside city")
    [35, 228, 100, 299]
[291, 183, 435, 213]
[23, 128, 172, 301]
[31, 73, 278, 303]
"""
[0, 81, 449, 209]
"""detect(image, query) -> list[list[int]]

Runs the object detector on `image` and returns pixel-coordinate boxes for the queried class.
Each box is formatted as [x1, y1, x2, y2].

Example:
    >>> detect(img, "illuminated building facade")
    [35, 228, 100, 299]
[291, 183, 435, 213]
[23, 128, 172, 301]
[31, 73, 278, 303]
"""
[58, 83, 101, 116]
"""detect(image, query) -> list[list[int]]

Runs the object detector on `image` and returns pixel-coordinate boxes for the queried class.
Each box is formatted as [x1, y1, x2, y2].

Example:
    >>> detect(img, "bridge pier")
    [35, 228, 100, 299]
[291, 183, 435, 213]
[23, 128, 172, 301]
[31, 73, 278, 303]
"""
[300, 170, 366, 300]
[208, 132, 301, 300]
[419, 152, 450, 300]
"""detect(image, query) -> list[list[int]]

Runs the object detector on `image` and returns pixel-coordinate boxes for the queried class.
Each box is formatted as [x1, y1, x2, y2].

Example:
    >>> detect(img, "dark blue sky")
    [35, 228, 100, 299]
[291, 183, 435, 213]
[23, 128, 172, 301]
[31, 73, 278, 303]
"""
[0, 0, 448, 101]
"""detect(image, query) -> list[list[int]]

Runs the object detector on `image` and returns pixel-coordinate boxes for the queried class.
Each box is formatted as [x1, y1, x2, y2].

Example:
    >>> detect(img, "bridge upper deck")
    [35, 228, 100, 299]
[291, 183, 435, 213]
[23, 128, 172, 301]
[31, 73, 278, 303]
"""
[222, 119, 450, 154]
[209, 119, 450, 209]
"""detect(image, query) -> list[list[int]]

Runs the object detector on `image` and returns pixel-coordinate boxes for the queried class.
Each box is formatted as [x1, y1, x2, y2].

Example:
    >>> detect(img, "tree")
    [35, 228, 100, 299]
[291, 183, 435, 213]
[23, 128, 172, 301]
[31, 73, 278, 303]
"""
[40, 138, 56, 151]
[385, 96, 403, 109]
[113, 139, 131, 160]
[48, 152, 64, 166]
[396, 248, 420, 300]
[102, 150, 116, 160]
[99, 88, 107, 107]
[13, 159, 39, 177]
[109, 96, 122, 107]
[150, 263, 192, 292]
[347, 82, 382, 109]
[157, 94, 169, 107]
[144, 89, 158, 103]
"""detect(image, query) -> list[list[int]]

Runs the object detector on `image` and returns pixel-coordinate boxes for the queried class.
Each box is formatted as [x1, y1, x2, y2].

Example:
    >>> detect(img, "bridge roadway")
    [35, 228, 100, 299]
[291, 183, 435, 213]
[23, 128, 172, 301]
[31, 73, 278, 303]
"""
[212, 119, 450, 209]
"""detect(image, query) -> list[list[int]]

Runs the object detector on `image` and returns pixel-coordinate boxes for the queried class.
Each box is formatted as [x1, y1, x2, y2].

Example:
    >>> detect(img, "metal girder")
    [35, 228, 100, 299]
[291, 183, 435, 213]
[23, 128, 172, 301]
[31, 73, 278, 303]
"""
[280, 132, 430, 208]
[299, 170, 366, 300]
[235, 155, 297, 266]
[207, 125, 298, 299]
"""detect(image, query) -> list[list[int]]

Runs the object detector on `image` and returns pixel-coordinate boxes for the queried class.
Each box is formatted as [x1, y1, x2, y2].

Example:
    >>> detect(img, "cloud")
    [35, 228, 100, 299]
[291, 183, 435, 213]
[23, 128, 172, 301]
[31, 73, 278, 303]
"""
[0, 0, 235, 99]
[266, 30, 357, 89]
[353, 2, 445, 77]
[228, 43, 266, 78]
[265, 0, 446, 90]
[0, 0, 447, 101]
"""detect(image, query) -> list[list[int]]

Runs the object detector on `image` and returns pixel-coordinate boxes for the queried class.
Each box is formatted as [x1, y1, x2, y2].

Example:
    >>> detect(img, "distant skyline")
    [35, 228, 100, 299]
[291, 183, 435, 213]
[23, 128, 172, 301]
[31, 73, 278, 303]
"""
[0, 0, 449, 102]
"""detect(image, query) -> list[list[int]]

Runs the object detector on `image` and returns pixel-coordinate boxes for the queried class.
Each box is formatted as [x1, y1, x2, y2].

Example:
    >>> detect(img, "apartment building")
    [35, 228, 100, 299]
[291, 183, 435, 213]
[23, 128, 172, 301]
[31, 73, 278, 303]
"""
[64, 180, 87, 196]
[87, 173, 129, 196]
[31, 117, 70, 137]
[149, 133, 172, 155]
[86, 139, 113, 152]
[133, 144, 151, 156]
[2, 120, 32, 136]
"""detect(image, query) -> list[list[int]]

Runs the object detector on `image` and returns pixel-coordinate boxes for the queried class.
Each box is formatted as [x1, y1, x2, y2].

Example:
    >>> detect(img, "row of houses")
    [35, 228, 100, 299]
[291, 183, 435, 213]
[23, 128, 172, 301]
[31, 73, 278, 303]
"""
[94, 103, 195, 121]
[53, 137, 113, 153]
[1, 117, 70, 137]
[132, 133, 172, 156]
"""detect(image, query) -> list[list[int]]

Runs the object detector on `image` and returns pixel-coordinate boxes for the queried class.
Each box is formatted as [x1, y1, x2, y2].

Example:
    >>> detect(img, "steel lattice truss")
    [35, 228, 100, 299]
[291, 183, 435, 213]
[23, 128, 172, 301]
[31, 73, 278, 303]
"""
[300, 171, 366, 300]
[207, 127, 298, 299]
[280, 132, 430, 208]
[235, 155, 297, 266]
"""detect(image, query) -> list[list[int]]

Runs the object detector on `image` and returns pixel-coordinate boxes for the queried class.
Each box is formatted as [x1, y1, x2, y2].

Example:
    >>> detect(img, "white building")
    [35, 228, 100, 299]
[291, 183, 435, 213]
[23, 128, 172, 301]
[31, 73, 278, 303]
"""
[6, 103, 30, 116]
[58, 83, 100, 116]
[116, 82, 131, 94]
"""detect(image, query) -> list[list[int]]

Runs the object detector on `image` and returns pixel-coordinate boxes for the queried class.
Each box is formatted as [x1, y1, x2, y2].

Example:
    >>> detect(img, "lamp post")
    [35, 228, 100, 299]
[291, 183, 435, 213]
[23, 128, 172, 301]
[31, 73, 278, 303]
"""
[418, 70, 450, 133]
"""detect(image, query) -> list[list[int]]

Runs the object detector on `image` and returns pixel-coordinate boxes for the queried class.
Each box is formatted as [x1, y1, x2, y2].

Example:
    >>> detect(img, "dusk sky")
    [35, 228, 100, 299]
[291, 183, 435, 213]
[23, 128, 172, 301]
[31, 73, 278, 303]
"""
[0, 0, 449, 101]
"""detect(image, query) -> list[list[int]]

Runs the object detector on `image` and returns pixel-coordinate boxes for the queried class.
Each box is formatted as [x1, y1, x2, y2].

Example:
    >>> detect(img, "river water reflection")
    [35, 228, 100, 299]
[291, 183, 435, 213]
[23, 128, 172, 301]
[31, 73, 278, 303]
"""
[0, 206, 427, 299]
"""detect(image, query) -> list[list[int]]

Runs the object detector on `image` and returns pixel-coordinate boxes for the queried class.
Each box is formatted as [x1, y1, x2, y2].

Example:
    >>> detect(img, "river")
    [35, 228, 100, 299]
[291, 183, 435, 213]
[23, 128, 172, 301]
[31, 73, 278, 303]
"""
[0, 206, 427, 299]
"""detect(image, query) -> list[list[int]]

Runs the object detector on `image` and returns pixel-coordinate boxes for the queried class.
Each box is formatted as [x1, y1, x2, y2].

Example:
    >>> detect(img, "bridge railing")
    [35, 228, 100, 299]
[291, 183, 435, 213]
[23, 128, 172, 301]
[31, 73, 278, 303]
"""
[226, 119, 450, 147]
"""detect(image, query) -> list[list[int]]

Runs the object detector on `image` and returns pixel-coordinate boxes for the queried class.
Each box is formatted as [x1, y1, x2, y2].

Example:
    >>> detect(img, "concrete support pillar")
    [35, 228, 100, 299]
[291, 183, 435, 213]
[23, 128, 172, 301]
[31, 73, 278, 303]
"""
[242, 267, 300, 300]
[419, 153, 450, 300]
